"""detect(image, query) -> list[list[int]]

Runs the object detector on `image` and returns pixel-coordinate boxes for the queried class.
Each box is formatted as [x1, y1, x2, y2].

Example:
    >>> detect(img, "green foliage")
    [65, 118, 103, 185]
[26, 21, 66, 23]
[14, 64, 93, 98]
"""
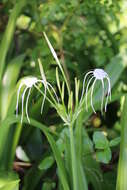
[93, 132, 109, 149]
[93, 131, 111, 164]
[0, 0, 127, 190]
[96, 147, 112, 164]
[109, 137, 121, 147]
[0, 171, 19, 190]
[38, 156, 54, 170]
[93, 132, 121, 163]
[42, 182, 56, 190]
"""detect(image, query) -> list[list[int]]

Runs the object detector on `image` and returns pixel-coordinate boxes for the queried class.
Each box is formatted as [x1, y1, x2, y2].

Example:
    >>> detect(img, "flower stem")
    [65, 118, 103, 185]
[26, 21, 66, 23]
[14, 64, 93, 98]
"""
[116, 95, 127, 190]
[69, 125, 78, 190]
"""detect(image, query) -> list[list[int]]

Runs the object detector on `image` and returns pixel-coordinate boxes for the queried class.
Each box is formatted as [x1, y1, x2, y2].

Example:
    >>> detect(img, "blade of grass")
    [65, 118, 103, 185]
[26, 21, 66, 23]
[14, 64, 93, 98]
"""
[116, 95, 127, 190]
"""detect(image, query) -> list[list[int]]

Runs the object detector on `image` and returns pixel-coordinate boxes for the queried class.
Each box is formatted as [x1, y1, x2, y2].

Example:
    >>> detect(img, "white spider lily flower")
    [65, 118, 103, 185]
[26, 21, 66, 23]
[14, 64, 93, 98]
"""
[80, 68, 111, 113]
[16, 76, 59, 123]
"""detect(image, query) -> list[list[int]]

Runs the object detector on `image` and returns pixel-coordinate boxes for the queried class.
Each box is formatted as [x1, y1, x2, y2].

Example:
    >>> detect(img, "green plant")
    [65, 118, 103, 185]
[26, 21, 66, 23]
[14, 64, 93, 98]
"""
[0, 1, 127, 190]
[93, 131, 120, 164]
[10, 33, 125, 190]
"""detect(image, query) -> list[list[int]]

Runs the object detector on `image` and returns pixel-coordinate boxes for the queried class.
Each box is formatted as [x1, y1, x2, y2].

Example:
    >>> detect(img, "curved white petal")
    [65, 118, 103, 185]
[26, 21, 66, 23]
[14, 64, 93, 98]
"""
[105, 76, 111, 112]
[85, 76, 94, 111]
[21, 87, 28, 124]
[80, 71, 93, 103]
[26, 88, 31, 123]
[16, 82, 24, 117]
[101, 79, 104, 113]
[91, 78, 97, 113]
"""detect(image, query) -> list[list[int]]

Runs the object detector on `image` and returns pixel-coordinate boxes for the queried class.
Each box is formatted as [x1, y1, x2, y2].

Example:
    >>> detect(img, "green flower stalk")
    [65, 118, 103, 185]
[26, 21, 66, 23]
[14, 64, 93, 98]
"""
[116, 95, 127, 190]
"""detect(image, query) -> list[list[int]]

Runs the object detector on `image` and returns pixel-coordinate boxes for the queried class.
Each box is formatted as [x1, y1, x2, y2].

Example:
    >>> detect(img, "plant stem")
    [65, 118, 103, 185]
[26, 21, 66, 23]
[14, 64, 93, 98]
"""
[116, 95, 127, 190]
[69, 125, 78, 190]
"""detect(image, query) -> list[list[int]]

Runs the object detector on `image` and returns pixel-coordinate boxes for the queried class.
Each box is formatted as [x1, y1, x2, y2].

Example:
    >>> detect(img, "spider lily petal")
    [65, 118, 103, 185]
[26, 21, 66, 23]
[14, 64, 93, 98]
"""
[80, 70, 93, 103]
[81, 68, 111, 113]
[91, 78, 97, 113]
[16, 76, 59, 123]
[16, 77, 38, 123]
[26, 88, 31, 123]
[21, 87, 28, 123]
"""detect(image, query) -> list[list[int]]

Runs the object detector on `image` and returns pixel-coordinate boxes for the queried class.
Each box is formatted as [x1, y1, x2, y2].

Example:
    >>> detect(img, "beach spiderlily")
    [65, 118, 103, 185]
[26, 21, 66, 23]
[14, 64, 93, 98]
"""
[16, 76, 59, 123]
[80, 68, 111, 113]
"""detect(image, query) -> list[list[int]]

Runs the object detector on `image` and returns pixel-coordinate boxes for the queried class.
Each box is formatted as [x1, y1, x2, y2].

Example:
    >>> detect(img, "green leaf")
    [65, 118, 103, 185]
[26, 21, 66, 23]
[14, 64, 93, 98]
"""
[96, 147, 111, 164]
[83, 130, 102, 190]
[56, 138, 65, 153]
[0, 171, 19, 190]
[25, 128, 43, 160]
[0, 0, 27, 82]
[1, 54, 25, 120]
[109, 137, 121, 147]
[42, 182, 56, 190]
[38, 156, 54, 170]
[102, 171, 116, 190]
[0, 55, 25, 170]
[56, 67, 61, 93]
[22, 165, 45, 190]
[57, 104, 68, 124]
[93, 132, 109, 149]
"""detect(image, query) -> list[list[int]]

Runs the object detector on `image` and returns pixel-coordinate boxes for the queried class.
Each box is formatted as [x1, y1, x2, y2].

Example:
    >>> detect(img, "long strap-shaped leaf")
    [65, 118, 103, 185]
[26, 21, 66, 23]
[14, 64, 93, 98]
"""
[0, 0, 27, 83]
[116, 95, 127, 190]
[0, 116, 70, 190]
